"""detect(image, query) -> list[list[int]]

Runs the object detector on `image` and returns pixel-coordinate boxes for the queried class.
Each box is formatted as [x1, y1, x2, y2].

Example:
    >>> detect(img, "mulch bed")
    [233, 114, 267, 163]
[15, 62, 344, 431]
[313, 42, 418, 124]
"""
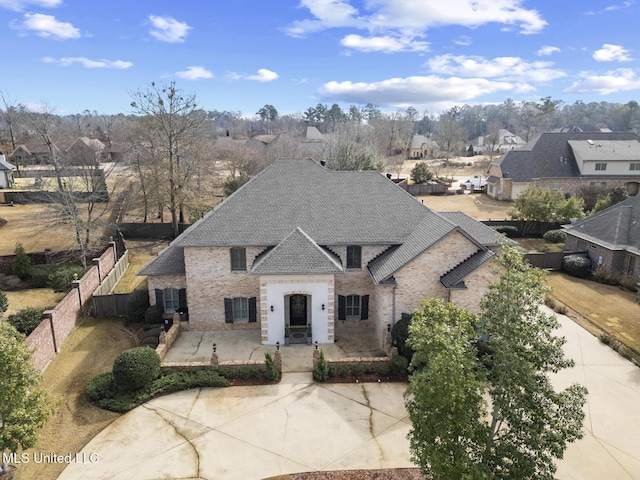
[279, 468, 428, 479]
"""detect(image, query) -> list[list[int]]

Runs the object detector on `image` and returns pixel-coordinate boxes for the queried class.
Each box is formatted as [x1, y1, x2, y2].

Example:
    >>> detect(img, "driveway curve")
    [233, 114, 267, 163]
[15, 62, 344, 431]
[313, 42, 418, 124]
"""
[58, 312, 640, 480]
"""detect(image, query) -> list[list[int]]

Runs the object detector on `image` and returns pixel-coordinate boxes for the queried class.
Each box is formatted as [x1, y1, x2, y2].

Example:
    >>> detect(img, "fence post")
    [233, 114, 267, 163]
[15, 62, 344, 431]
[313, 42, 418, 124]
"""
[72, 274, 82, 310]
[43, 310, 58, 354]
[92, 257, 102, 282]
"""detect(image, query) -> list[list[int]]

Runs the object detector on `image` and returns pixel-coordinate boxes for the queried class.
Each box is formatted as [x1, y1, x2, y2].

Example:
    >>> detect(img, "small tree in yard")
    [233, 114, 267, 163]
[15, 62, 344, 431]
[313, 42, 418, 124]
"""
[510, 186, 585, 224]
[0, 322, 55, 474]
[12, 243, 31, 280]
[410, 162, 432, 184]
[406, 247, 587, 480]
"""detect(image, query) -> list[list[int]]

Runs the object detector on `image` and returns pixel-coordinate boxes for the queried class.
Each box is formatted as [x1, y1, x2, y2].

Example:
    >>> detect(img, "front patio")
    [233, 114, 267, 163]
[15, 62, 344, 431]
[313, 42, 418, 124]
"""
[162, 327, 387, 372]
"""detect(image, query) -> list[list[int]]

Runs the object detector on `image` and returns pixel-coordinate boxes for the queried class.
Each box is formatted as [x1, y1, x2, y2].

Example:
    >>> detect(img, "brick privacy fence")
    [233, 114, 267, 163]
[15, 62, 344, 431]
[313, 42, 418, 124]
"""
[0, 246, 106, 275]
[25, 242, 117, 371]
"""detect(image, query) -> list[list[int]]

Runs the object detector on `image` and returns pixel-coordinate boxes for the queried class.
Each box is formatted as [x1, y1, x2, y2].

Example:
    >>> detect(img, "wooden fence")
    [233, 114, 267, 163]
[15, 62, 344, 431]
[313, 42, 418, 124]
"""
[92, 250, 131, 317]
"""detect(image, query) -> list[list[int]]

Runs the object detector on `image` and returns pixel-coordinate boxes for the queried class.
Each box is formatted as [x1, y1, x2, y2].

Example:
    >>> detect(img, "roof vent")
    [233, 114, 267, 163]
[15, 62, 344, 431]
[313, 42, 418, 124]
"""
[587, 139, 594, 146]
[386, 173, 392, 179]
[320, 160, 326, 167]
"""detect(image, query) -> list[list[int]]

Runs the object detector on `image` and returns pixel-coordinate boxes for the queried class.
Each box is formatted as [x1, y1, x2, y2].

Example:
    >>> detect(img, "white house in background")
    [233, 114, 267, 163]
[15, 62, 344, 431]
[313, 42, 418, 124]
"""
[0, 153, 16, 188]
[472, 129, 526, 155]
[138, 158, 509, 349]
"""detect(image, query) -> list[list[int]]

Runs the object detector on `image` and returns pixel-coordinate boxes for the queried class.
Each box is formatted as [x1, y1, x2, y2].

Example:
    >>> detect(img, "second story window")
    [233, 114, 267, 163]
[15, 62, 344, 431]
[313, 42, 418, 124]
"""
[346, 246, 362, 269]
[595, 163, 607, 171]
[230, 247, 246, 271]
[630, 163, 640, 171]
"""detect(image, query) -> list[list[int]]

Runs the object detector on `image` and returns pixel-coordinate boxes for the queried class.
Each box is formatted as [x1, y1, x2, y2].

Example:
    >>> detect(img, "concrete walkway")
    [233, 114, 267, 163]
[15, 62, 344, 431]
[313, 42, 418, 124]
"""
[58, 311, 640, 480]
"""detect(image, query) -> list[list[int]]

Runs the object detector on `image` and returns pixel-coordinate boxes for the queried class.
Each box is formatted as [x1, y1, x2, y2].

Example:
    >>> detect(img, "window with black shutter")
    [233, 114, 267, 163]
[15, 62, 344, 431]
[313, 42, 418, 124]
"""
[224, 298, 233, 323]
[360, 295, 369, 320]
[338, 295, 346, 320]
[248, 297, 257, 322]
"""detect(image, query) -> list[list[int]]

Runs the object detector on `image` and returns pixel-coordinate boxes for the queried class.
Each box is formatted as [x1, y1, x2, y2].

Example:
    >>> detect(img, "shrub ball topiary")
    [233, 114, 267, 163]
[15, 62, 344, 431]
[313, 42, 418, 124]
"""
[543, 229, 567, 243]
[562, 254, 592, 278]
[127, 289, 150, 324]
[112, 347, 161, 391]
[493, 225, 519, 237]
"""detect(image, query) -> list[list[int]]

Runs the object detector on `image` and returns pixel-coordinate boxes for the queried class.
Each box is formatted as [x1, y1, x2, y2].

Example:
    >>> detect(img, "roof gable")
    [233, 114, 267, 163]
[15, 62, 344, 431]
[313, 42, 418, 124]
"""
[251, 228, 343, 275]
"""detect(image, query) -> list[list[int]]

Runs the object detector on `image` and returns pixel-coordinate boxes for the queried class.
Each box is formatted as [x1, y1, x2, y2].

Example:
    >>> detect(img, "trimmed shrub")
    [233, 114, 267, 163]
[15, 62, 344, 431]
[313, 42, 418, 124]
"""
[7, 307, 45, 335]
[12, 243, 32, 280]
[391, 316, 414, 362]
[390, 355, 409, 377]
[0, 290, 7, 316]
[48, 264, 87, 292]
[86, 372, 115, 401]
[493, 225, 519, 237]
[264, 352, 279, 381]
[112, 347, 161, 391]
[28, 264, 57, 288]
[127, 289, 150, 324]
[144, 305, 164, 325]
[314, 350, 330, 382]
[141, 336, 159, 348]
[543, 229, 566, 243]
[562, 254, 592, 278]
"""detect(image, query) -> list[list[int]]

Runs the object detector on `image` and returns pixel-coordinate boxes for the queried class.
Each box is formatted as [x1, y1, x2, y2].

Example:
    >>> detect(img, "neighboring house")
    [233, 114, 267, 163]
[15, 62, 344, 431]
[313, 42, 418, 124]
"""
[65, 137, 107, 166]
[471, 129, 526, 155]
[407, 134, 438, 159]
[486, 129, 640, 201]
[9, 142, 56, 165]
[0, 153, 16, 188]
[138, 158, 509, 349]
[564, 193, 640, 281]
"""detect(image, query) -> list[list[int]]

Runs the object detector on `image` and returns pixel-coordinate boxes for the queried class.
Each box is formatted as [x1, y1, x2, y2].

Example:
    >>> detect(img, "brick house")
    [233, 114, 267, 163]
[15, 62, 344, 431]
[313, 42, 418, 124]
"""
[564, 193, 640, 281]
[138, 158, 508, 348]
[486, 129, 640, 201]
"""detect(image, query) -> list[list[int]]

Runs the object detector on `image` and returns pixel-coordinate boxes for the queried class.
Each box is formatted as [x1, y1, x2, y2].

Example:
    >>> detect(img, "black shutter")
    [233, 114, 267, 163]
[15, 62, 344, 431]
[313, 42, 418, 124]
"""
[248, 297, 257, 323]
[360, 295, 369, 320]
[338, 295, 346, 320]
[224, 298, 233, 323]
[154, 289, 164, 309]
[178, 289, 187, 309]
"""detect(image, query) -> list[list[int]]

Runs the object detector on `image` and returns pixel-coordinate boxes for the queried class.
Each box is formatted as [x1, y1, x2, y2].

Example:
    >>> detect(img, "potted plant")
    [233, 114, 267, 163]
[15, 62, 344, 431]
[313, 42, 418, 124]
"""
[306, 323, 312, 345]
[284, 324, 290, 346]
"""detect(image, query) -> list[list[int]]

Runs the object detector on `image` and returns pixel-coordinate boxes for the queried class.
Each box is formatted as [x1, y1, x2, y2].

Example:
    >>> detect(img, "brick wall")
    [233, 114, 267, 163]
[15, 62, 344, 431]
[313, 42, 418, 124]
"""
[24, 243, 117, 370]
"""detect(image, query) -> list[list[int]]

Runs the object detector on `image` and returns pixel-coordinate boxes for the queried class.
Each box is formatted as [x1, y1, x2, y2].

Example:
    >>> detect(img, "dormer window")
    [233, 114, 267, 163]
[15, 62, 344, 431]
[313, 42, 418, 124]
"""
[595, 163, 607, 171]
[346, 246, 362, 269]
[630, 163, 640, 171]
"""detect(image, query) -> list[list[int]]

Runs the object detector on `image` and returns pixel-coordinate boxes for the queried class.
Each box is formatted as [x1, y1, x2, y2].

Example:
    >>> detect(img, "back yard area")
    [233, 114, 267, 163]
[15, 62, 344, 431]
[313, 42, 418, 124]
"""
[419, 192, 511, 220]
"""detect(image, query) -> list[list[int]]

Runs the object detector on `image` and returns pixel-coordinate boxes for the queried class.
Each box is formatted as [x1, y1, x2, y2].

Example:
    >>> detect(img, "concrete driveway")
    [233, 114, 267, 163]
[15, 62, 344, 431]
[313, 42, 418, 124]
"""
[58, 311, 640, 480]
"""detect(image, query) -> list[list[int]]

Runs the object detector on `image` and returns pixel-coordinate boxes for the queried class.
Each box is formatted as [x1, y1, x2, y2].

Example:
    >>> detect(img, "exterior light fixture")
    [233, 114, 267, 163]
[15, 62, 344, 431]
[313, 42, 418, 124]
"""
[212, 343, 217, 353]
[321, 304, 325, 311]
[270, 305, 274, 312]
[315, 341, 318, 350]
[276, 341, 280, 352]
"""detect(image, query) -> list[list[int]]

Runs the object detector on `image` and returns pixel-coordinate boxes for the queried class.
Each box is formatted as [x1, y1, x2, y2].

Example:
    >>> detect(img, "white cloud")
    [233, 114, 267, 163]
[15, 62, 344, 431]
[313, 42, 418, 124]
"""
[43, 57, 133, 69]
[319, 75, 514, 106]
[285, 0, 547, 39]
[427, 54, 566, 82]
[565, 69, 640, 95]
[454, 36, 472, 46]
[537, 45, 560, 56]
[13, 13, 80, 40]
[340, 34, 428, 53]
[148, 15, 191, 43]
[175, 66, 214, 80]
[593, 44, 632, 62]
[0, 0, 60, 10]
[232, 69, 278, 82]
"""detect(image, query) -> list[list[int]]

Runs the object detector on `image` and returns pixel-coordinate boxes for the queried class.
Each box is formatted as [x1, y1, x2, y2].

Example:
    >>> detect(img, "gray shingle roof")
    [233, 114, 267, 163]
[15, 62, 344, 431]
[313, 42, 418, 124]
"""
[251, 227, 343, 275]
[440, 250, 496, 288]
[368, 212, 457, 284]
[564, 194, 640, 255]
[0, 154, 15, 171]
[438, 212, 516, 247]
[174, 158, 438, 247]
[494, 132, 640, 182]
[137, 246, 185, 276]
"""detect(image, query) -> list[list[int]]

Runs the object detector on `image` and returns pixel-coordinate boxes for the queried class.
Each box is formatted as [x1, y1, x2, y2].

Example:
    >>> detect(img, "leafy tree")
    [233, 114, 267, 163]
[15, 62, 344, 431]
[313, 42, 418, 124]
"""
[510, 186, 585, 224]
[256, 104, 278, 122]
[410, 162, 432, 184]
[0, 322, 55, 474]
[593, 185, 629, 213]
[405, 299, 487, 480]
[406, 248, 588, 480]
[223, 172, 250, 196]
[0, 290, 7, 317]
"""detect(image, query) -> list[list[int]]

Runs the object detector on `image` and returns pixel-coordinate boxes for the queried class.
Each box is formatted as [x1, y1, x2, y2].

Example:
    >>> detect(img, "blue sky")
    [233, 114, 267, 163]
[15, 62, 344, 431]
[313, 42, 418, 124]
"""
[1, 0, 639, 116]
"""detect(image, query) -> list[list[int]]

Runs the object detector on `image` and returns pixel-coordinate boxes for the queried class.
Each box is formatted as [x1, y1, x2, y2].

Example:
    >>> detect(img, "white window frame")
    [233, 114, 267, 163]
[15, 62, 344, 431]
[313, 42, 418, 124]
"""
[163, 288, 179, 313]
[595, 163, 607, 171]
[630, 163, 640, 171]
[345, 295, 361, 319]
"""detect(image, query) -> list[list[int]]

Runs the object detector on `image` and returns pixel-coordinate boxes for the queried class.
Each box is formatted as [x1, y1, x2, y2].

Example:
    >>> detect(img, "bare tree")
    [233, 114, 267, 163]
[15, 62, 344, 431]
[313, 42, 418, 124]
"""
[26, 104, 67, 190]
[130, 81, 206, 236]
[0, 91, 24, 153]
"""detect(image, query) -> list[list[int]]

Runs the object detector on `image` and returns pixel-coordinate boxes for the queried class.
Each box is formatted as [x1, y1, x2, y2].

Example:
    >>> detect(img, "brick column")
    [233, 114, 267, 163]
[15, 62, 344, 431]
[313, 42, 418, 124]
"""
[43, 310, 57, 353]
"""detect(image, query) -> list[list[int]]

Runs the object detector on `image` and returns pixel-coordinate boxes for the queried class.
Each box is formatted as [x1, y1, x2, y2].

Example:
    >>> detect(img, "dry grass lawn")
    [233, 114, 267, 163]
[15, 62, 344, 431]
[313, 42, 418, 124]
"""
[16, 317, 137, 480]
[418, 193, 511, 221]
[4, 288, 66, 316]
[113, 239, 168, 293]
[547, 272, 640, 356]
[0, 204, 80, 255]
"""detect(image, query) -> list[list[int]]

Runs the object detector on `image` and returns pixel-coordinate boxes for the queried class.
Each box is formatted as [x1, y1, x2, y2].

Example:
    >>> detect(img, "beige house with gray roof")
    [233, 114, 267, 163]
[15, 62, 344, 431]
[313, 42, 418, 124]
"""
[138, 158, 507, 348]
